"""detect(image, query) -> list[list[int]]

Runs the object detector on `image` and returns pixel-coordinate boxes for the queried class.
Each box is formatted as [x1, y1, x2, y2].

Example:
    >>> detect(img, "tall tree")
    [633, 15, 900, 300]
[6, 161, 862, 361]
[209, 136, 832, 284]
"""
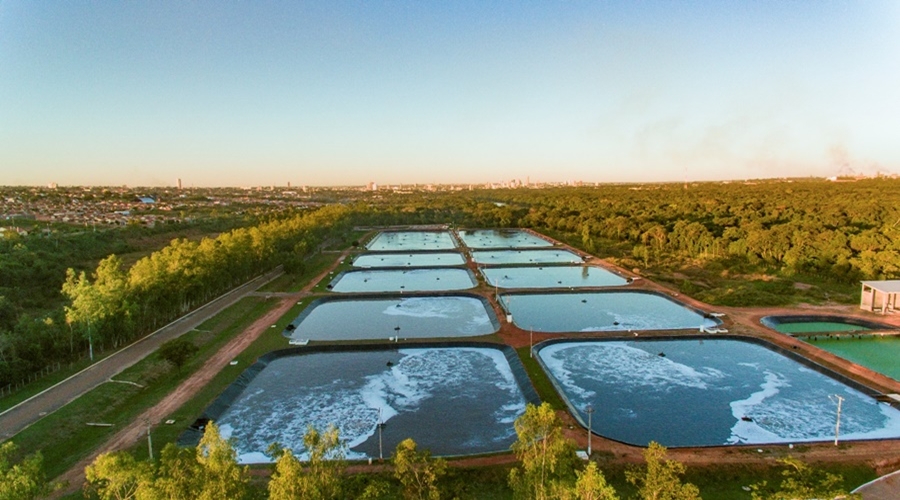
[561, 462, 619, 500]
[508, 402, 577, 500]
[151, 444, 200, 500]
[195, 422, 248, 500]
[267, 425, 346, 500]
[84, 451, 154, 500]
[0, 441, 53, 500]
[625, 442, 699, 500]
[392, 438, 446, 500]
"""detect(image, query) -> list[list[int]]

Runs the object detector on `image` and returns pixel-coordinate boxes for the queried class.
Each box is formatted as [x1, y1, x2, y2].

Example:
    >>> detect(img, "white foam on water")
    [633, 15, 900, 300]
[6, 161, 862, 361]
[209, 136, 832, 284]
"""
[220, 348, 526, 462]
[219, 381, 379, 464]
[727, 368, 900, 444]
[396, 348, 525, 429]
[218, 423, 234, 439]
[381, 297, 494, 335]
[541, 342, 723, 397]
[383, 297, 456, 319]
[728, 371, 790, 444]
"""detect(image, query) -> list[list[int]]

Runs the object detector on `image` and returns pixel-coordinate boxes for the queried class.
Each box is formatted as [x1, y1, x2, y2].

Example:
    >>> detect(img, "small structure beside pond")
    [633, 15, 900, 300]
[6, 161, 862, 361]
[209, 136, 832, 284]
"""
[860, 280, 900, 314]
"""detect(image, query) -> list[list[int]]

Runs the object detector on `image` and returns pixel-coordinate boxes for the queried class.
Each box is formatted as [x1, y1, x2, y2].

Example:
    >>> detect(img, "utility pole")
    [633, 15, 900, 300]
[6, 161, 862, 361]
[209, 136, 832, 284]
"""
[378, 408, 384, 461]
[830, 394, 844, 446]
[145, 418, 153, 460]
[586, 404, 595, 457]
[88, 319, 94, 362]
[529, 327, 533, 358]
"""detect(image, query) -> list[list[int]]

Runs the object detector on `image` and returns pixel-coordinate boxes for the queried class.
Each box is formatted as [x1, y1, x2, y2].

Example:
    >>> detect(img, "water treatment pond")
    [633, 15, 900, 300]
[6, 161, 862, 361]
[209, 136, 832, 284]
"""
[472, 249, 583, 265]
[353, 252, 465, 268]
[459, 229, 552, 249]
[366, 231, 457, 251]
[483, 266, 627, 289]
[500, 292, 717, 332]
[761, 315, 880, 334]
[215, 347, 530, 462]
[538, 339, 900, 447]
[329, 269, 476, 293]
[804, 336, 900, 382]
[285, 296, 498, 341]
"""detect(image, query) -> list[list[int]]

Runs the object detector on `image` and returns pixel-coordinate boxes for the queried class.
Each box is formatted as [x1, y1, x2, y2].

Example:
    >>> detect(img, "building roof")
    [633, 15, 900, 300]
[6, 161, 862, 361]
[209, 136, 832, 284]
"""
[861, 280, 900, 293]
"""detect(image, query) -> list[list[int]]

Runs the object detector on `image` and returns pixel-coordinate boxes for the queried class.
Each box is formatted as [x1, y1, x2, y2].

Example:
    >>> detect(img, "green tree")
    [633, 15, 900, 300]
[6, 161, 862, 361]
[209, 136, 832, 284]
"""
[84, 451, 154, 500]
[195, 421, 248, 500]
[561, 462, 619, 500]
[392, 438, 446, 500]
[508, 402, 577, 500]
[267, 448, 306, 500]
[267, 425, 345, 500]
[750, 457, 861, 500]
[153, 444, 201, 500]
[0, 441, 52, 500]
[157, 337, 199, 371]
[625, 442, 699, 500]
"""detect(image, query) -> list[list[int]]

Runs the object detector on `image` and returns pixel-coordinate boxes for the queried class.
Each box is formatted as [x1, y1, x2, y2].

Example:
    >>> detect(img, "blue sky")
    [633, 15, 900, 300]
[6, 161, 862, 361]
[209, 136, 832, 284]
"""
[1, 1, 898, 187]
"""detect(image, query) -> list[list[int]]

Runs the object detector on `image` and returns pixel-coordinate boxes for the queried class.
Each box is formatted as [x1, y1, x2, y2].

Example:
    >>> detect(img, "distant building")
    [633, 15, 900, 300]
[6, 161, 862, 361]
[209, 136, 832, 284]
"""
[136, 196, 156, 204]
[177, 178, 182, 189]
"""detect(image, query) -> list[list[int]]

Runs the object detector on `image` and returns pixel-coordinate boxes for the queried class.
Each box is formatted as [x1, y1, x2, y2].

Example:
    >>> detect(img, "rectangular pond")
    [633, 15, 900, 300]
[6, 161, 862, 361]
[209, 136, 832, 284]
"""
[482, 266, 627, 289]
[367, 231, 457, 251]
[210, 346, 535, 462]
[804, 335, 900, 382]
[761, 315, 887, 335]
[353, 252, 465, 268]
[537, 338, 900, 447]
[472, 249, 584, 265]
[329, 268, 477, 293]
[500, 291, 717, 332]
[459, 229, 553, 249]
[285, 296, 499, 341]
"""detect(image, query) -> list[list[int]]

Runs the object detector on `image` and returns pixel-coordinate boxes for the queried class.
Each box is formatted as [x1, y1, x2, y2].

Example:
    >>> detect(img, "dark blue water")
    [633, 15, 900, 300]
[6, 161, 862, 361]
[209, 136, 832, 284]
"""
[539, 339, 900, 447]
[217, 348, 526, 462]
[483, 266, 627, 288]
[330, 269, 476, 293]
[367, 231, 457, 251]
[286, 296, 497, 341]
[459, 229, 552, 249]
[501, 292, 716, 332]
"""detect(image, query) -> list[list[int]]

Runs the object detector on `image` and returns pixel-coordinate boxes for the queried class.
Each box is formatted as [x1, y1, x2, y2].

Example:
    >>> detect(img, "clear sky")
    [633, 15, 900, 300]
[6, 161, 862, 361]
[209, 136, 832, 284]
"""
[1, 1, 898, 187]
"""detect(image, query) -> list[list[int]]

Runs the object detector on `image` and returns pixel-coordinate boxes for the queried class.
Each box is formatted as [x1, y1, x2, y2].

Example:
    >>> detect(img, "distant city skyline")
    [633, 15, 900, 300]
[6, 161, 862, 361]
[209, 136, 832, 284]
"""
[2, 1, 898, 187]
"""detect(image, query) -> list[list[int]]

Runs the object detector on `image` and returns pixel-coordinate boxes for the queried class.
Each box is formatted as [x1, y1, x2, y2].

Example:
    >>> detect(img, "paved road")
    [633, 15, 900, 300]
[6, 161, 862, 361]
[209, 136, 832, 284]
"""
[0, 268, 283, 440]
[855, 469, 900, 500]
[49, 250, 351, 498]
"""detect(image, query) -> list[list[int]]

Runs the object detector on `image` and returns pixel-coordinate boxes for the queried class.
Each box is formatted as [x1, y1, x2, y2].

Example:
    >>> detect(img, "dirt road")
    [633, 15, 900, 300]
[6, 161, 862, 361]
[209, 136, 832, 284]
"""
[0, 268, 283, 439]
[53, 251, 349, 496]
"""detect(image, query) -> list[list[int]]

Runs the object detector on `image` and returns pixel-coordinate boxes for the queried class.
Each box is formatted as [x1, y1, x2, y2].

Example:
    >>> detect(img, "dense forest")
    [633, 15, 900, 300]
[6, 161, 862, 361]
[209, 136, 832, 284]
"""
[357, 178, 900, 304]
[0, 206, 352, 390]
[2, 178, 899, 392]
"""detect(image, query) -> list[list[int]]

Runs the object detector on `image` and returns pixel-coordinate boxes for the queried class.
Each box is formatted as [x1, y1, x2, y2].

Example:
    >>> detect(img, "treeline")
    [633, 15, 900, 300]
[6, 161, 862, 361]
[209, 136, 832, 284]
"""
[6, 179, 900, 390]
[1, 403, 859, 499]
[356, 179, 900, 303]
[0, 206, 352, 390]
[506, 180, 900, 283]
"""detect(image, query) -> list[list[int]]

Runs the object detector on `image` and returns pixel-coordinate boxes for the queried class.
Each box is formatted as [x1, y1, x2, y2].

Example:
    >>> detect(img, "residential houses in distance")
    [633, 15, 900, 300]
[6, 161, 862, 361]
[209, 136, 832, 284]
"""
[0, 185, 324, 237]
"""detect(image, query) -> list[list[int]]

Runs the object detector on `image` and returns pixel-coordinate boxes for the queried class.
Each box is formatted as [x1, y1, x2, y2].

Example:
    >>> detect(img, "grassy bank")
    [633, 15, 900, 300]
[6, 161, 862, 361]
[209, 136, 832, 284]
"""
[11, 296, 278, 479]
